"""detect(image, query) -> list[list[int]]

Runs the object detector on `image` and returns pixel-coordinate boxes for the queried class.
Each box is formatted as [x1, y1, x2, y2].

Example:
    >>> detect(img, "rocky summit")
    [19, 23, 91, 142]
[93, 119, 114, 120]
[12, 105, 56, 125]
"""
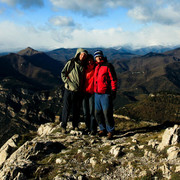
[0, 122, 180, 180]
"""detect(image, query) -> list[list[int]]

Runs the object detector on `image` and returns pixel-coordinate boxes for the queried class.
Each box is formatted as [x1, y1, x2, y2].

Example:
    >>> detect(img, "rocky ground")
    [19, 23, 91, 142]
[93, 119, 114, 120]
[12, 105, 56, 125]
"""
[0, 120, 180, 180]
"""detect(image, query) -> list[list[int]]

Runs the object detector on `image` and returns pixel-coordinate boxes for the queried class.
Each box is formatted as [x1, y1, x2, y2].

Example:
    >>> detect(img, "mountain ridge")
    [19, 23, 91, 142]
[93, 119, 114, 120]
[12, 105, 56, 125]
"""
[1, 46, 180, 93]
[114, 48, 180, 94]
[0, 48, 63, 90]
[18, 47, 40, 56]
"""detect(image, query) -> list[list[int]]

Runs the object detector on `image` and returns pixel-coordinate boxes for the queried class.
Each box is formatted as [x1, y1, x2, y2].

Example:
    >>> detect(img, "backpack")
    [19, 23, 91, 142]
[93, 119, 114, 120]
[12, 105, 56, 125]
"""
[66, 59, 75, 76]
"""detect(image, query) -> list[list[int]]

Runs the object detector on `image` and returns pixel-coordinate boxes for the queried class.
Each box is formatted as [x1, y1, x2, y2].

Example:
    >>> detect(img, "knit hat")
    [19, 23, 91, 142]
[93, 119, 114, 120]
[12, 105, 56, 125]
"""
[94, 50, 104, 58]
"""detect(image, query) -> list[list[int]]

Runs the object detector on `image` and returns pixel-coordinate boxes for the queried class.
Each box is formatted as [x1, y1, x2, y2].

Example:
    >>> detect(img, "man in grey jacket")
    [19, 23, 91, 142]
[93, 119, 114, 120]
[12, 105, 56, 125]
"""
[61, 48, 88, 133]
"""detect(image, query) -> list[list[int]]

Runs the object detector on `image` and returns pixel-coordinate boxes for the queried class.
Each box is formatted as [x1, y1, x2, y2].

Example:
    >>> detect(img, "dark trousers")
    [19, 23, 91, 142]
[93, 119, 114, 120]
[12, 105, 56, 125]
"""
[82, 93, 97, 132]
[61, 89, 81, 129]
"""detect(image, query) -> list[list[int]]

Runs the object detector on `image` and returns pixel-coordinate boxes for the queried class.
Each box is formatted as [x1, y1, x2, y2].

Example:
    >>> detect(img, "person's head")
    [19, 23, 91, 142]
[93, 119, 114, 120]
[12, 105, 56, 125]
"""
[75, 48, 88, 61]
[79, 52, 87, 61]
[94, 50, 104, 63]
[87, 54, 94, 65]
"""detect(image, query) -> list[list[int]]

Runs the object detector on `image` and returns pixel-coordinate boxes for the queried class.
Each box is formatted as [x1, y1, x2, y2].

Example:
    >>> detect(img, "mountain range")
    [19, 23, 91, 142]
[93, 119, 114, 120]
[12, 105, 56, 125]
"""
[0, 47, 63, 90]
[46, 47, 136, 64]
[114, 50, 180, 94]
[0, 46, 180, 94]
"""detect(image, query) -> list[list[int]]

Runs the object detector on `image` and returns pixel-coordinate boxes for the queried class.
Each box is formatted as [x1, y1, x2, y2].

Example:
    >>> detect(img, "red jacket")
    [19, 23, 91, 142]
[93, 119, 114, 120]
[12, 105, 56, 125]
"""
[84, 63, 95, 94]
[94, 61, 117, 94]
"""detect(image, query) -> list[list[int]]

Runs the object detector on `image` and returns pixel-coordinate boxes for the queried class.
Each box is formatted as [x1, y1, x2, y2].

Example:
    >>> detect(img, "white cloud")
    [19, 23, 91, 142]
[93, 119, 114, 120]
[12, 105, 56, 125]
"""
[67, 25, 180, 49]
[154, 5, 180, 25]
[125, 0, 180, 25]
[0, 0, 15, 6]
[129, 23, 180, 48]
[50, 0, 109, 16]
[0, 0, 44, 8]
[128, 6, 149, 22]
[50, 0, 180, 25]
[2, 0, 180, 26]
[0, 21, 60, 52]
[49, 16, 75, 27]
[1, 17, 180, 52]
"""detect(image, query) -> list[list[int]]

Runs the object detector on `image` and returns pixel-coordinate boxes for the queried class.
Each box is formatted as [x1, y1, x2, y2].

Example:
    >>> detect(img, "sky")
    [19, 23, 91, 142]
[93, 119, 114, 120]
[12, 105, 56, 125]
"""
[0, 0, 180, 52]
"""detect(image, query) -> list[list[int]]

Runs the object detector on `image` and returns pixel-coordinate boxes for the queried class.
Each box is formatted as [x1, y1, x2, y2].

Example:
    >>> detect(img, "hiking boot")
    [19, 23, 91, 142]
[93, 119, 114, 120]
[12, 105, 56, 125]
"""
[98, 130, 106, 137]
[107, 132, 113, 140]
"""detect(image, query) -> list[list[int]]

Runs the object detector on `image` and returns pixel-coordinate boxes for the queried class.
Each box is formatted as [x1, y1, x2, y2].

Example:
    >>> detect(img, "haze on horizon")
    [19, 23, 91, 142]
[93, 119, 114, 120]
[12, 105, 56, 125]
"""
[0, 0, 180, 52]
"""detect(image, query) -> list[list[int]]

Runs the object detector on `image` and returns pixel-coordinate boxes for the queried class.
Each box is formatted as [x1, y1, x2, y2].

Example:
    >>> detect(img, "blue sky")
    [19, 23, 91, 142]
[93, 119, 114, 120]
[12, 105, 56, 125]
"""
[0, 0, 180, 52]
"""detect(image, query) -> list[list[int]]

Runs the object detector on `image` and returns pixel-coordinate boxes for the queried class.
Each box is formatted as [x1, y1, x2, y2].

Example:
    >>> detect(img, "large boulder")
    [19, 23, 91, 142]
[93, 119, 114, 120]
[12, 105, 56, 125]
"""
[157, 125, 180, 151]
[0, 134, 20, 167]
[0, 138, 65, 180]
[37, 123, 57, 136]
[167, 146, 180, 160]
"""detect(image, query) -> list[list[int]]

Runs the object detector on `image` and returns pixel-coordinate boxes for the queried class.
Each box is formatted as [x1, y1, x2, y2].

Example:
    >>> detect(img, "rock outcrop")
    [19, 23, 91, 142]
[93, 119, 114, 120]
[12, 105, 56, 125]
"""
[157, 125, 180, 151]
[0, 134, 20, 167]
[0, 123, 180, 179]
[0, 85, 63, 147]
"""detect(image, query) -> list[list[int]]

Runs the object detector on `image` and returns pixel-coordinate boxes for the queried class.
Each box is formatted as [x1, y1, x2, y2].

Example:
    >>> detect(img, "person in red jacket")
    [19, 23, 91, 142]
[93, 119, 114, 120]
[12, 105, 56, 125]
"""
[82, 54, 97, 134]
[94, 50, 117, 139]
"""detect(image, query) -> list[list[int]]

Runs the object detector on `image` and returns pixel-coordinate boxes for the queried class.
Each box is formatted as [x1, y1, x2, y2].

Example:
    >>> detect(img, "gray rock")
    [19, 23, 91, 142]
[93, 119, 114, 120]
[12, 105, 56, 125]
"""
[160, 163, 171, 179]
[144, 149, 156, 159]
[0, 139, 65, 180]
[56, 158, 66, 164]
[0, 134, 20, 167]
[175, 165, 180, 172]
[90, 157, 97, 168]
[37, 123, 57, 136]
[129, 145, 137, 151]
[158, 125, 180, 151]
[110, 145, 122, 157]
[167, 146, 180, 160]
[70, 130, 83, 136]
[148, 139, 159, 149]
[1, 122, 180, 179]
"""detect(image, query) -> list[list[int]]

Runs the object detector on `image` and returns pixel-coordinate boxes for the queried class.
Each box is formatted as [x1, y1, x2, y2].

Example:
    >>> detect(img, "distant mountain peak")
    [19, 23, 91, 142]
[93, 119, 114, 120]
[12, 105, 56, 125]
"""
[17, 47, 40, 56]
[143, 52, 162, 57]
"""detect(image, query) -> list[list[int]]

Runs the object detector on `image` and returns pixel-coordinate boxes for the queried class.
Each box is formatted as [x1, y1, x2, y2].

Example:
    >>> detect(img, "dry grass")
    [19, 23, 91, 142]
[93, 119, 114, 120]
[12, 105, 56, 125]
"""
[114, 118, 157, 132]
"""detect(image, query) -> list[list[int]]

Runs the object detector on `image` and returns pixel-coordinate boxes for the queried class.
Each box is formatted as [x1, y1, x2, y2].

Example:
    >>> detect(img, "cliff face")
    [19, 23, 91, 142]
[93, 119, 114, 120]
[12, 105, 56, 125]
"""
[0, 122, 180, 179]
[0, 84, 63, 147]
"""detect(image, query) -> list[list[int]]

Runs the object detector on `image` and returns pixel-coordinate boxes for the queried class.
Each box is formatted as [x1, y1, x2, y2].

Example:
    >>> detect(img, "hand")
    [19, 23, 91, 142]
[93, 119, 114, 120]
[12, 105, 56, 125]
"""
[111, 91, 116, 100]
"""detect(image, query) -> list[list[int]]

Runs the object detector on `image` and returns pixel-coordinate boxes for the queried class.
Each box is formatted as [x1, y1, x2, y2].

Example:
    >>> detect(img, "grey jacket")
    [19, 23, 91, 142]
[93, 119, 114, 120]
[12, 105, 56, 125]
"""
[61, 48, 87, 91]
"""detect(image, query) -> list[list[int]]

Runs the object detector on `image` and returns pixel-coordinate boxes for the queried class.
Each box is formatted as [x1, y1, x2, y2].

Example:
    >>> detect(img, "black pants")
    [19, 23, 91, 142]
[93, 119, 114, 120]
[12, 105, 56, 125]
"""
[82, 93, 97, 132]
[61, 89, 81, 129]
